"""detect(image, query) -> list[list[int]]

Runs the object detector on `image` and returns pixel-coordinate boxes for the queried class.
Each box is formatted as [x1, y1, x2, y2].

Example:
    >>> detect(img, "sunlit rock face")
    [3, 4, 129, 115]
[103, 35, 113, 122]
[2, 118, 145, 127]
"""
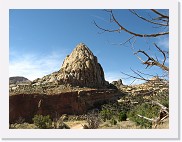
[58, 43, 106, 88]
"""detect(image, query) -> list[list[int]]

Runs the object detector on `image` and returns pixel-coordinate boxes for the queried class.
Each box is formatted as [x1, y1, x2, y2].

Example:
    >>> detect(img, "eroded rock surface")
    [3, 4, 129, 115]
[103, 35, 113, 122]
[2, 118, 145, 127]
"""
[58, 43, 106, 88]
[10, 89, 121, 123]
[26, 43, 107, 89]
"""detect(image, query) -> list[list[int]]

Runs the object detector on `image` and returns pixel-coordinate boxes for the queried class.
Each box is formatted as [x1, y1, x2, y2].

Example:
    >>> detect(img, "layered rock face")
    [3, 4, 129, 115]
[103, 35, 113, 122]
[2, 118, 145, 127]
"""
[10, 89, 120, 123]
[58, 43, 106, 88]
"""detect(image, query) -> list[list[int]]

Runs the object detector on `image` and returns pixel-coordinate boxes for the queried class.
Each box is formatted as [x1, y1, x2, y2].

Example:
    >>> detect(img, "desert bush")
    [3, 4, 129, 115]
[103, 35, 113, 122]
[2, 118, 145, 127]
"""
[100, 109, 113, 121]
[118, 112, 127, 121]
[53, 114, 70, 129]
[99, 102, 130, 122]
[154, 91, 169, 108]
[32, 115, 52, 129]
[86, 110, 101, 129]
[110, 117, 117, 125]
[128, 103, 159, 128]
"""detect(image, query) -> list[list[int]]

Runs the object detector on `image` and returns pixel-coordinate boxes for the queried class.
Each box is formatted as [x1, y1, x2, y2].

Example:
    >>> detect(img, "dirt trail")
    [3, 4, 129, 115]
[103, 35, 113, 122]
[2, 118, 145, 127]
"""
[71, 124, 83, 129]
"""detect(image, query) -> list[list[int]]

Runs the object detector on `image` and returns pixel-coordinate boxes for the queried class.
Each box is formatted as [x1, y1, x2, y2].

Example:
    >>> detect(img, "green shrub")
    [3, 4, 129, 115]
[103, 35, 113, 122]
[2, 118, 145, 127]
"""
[118, 112, 127, 121]
[110, 117, 117, 125]
[32, 115, 52, 129]
[128, 103, 159, 128]
[100, 109, 113, 121]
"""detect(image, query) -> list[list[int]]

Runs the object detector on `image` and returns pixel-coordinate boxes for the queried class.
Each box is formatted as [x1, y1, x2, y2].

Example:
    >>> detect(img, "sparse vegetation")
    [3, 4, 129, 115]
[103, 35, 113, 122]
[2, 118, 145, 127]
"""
[86, 110, 101, 129]
[128, 103, 159, 128]
[32, 115, 52, 129]
[110, 117, 117, 125]
[10, 76, 169, 129]
[118, 112, 127, 122]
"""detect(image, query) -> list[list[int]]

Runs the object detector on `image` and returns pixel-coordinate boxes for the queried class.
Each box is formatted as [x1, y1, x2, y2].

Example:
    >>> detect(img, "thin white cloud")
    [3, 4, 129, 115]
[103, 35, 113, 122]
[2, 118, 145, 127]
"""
[91, 15, 108, 23]
[157, 37, 169, 49]
[9, 51, 67, 81]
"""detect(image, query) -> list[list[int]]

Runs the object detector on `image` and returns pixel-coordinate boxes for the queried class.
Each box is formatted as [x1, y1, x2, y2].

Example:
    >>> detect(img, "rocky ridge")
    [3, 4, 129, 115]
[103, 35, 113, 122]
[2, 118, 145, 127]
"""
[9, 76, 31, 85]
[117, 77, 169, 103]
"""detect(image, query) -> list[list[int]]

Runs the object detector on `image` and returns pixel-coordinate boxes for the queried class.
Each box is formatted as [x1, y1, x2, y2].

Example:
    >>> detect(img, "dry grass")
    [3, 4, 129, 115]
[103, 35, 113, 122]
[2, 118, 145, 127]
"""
[99, 119, 140, 129]
[10, 118, 169, 129]
[155, 118, 169, 129]
[10, 123, 37, 129]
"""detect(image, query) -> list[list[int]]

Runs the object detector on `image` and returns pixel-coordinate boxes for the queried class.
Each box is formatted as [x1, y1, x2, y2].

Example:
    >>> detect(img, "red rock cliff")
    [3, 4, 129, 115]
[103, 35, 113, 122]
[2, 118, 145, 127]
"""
[10, 89, 121, 123]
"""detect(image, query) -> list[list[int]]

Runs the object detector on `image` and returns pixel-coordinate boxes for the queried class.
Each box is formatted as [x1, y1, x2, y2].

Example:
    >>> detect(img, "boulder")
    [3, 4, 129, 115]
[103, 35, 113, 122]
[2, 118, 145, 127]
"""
[111, 79, 123, 89]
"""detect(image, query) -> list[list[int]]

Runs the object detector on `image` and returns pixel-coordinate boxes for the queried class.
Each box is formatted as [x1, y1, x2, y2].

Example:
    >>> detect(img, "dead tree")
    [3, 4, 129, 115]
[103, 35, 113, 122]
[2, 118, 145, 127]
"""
[137, 101, 169, 128]
[94, 10, 169, 128]
[94, 9, 169, 73]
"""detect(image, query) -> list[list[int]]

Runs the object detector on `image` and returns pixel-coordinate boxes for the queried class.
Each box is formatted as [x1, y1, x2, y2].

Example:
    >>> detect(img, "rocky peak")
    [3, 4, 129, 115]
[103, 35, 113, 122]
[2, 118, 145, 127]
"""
[58, 43, 106, 88]
[10, 43, 108, 94]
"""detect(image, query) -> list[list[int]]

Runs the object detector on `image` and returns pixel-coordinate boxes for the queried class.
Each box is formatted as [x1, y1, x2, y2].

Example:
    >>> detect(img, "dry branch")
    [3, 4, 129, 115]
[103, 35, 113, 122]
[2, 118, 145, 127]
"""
[137, 114, 154, 122]
[153, 43, 167, 65]
[151, 9, 169, 19]
[137, 101, 169, 128]
[129, 10, 168, 26]
[134, 50, 169, 71]
[94, 10, 169, 37]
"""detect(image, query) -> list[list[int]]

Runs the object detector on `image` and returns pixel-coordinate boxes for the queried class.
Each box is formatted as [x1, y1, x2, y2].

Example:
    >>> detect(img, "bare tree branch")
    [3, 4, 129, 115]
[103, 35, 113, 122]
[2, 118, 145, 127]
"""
[137, 114, 154, 122]
[120, 71, 149, 82]
[153, 43, 167, 65]
[129, 10, 168, 26]
[93, 20, 120, 33]
[94, 9, 169, 73]
[151, 9, 169, 19]
[136, 70, 167, 78]
[137, 101, 169, 128]
[134, 50, 169, 71]
[94, 10, 169, 38]
[152, 101, 169, 113]
[110, 10, 169, 37]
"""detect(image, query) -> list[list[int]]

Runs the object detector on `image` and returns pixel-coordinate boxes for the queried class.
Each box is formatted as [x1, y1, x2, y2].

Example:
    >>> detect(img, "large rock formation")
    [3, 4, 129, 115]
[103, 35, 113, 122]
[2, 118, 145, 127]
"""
[9, 43, 122, 123]
[58, 43, 106, 88]
[27, 43, 107, 88]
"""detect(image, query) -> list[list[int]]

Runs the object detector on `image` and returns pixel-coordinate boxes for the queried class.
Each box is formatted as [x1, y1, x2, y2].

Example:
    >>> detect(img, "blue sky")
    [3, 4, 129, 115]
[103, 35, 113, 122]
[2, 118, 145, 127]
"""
[9, 9, 169, 85]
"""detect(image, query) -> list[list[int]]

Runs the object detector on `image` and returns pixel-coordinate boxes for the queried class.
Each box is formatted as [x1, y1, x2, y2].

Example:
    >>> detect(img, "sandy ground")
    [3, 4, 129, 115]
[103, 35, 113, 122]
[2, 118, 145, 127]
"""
[71, 124, 84, 129]
[65, 120, 87, 129]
